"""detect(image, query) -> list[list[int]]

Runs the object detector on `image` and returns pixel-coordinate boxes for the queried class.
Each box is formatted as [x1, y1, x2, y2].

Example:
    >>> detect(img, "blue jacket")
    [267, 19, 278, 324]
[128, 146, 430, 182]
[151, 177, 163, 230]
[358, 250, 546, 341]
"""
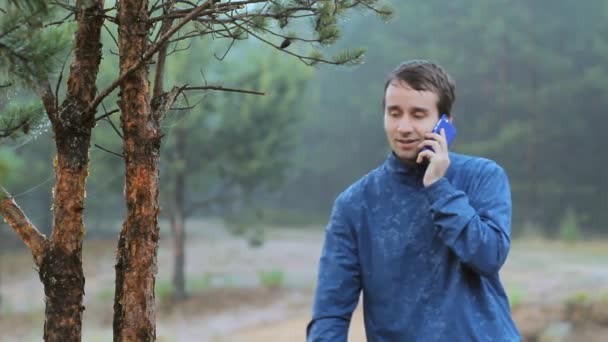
[308, 152, 521, 341]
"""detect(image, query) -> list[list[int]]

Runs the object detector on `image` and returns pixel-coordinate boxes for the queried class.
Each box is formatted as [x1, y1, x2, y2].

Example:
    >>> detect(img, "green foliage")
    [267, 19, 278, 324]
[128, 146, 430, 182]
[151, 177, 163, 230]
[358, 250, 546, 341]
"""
[375, 4, 394, 21]
[0, 100, 47, 141]
[331, 48, 365, 65]
[249, 16, 269, 33]
[0, 148, 24, 184]
[0, 2, 73, 89]
[258, 269, 284, 289]
[507, 284, 526, 309]
[318, 25, 340, 46]
[560, 207, 582, 244]
[566, 291, 590, 305]
[272, 0, 608, 234]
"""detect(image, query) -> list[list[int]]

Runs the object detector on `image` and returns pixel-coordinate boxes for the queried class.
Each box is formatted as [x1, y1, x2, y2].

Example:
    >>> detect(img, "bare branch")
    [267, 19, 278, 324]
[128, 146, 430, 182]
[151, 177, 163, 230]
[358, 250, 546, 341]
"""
[181, 85, 264, 95]
[99, 102, 123, 139]
[54, 53, 70, 114]
[148, 0, 165, 15]
[94, 144, 124, 159]
[95, 108, 120, 121]
[50, 0, 79, 13]
[37, 80, 57, 122]
[103, 23, 119, 49]
[153, 0, 176, 98]
[148, 0, 269, 24]
[170, 93, 205, 111]
[214, 38, 236, 61]
[0, 120, 30, 138]
[0, 186, 48, 267]
[89, 0, 251, 113]
[167, 41, 191, 56]
[0, 24, 21, 41]
[152, 86, 182, 122]
[44, 12, 75, 27]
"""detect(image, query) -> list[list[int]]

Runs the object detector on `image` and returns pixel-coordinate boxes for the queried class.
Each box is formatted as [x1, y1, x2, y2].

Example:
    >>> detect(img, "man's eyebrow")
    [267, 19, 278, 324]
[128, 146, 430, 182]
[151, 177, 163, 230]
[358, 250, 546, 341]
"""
[386, 105, 402, 111]
[410, 106, 430, 113]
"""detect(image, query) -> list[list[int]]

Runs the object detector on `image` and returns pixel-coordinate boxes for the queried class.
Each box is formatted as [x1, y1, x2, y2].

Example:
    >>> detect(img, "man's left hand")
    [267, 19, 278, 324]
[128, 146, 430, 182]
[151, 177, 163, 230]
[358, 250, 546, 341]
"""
[416, 128, 451, 187]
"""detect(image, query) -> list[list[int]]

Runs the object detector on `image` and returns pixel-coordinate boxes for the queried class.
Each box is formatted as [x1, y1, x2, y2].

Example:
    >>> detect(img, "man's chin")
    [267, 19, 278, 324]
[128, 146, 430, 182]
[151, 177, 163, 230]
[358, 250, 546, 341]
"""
[394, 151, 418, 166]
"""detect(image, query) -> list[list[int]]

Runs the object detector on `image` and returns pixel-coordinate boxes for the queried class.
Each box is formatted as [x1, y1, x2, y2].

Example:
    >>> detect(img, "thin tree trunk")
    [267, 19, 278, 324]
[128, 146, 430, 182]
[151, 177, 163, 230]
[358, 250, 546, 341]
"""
[1, 1, 103, 340]
[171, 127, 187, 300]
[113, 0, 159, 339]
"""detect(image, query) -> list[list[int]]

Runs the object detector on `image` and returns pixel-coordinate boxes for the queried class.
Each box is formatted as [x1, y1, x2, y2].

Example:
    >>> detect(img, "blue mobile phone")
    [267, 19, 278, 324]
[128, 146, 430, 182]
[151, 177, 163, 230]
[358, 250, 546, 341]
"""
[422, 114, 457, 151]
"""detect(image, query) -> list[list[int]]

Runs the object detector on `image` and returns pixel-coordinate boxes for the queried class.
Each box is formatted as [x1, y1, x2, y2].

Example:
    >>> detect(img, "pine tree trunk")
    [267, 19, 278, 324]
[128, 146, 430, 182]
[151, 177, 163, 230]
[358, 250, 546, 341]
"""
[113, 0, 160, 339]
[39, 0, 104, 340]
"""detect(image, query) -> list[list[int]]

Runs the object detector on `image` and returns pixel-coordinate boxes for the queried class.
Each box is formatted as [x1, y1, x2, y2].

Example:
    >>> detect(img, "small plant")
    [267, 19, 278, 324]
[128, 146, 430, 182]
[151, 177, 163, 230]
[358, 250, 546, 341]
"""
[95, 288, 114, 302]
[566, 291, 590, 306]
[507, 284, 526, 309]
[155, 280, 173, 300]
[559, 206, 582, 243]
[258, 269, 284, 289]
[188, 272, 213, 292]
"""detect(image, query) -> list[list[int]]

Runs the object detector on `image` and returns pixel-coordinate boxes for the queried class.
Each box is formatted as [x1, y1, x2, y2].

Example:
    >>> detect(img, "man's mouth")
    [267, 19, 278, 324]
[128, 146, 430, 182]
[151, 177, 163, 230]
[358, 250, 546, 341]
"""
[395, 138, 419, 149]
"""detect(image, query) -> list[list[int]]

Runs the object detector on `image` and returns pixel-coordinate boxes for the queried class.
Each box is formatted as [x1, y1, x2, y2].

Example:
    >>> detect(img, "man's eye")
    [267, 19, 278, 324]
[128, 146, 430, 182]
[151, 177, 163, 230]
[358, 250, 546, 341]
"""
[389, 112, 400, 117]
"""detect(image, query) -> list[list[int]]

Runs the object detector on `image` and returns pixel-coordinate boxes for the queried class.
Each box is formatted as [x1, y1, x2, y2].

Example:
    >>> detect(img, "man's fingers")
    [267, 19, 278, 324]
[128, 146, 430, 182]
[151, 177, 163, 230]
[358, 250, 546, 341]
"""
[424, 131, 448, 152]
[416, 150, 433, 164]
[439, 128, 448, 150]
[418, 139, 441, 152]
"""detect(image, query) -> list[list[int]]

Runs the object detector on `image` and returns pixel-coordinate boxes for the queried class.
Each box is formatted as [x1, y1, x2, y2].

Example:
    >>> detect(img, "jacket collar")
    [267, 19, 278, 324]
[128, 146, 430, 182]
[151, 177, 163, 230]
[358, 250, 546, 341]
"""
[385, 151, 427, 178]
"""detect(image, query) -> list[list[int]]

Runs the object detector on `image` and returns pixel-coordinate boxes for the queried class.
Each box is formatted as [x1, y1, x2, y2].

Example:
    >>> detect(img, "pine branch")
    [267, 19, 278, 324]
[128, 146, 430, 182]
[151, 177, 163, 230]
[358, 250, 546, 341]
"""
[99, 102, 124, 140]
[227, 17, 340, 66]
[0, 186, 48, 267]
[95, 108, 119, 121]
[38, 80, 57, 122]
[181, 85, 265, 95]
[153, 0, 176, 98]
[89, 0, 263, 113]
[148, 0, 269, 23]
[94, 144, 124, 159]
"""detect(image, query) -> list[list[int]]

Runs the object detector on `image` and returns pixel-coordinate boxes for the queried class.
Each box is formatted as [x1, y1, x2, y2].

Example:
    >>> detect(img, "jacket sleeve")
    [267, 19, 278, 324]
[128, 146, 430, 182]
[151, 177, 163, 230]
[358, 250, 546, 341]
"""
[307, 196, 361, 342]
[422, 161, 512, 277]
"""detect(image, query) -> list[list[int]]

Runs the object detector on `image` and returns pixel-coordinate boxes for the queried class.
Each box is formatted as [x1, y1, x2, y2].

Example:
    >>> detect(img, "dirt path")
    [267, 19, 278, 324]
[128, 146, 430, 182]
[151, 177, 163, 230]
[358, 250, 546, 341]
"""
[2, 221, 608, 341]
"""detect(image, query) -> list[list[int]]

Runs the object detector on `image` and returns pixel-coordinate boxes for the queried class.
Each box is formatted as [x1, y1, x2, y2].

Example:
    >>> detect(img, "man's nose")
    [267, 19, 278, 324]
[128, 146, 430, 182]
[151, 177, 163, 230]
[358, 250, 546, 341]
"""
[397, 118, 413, 134]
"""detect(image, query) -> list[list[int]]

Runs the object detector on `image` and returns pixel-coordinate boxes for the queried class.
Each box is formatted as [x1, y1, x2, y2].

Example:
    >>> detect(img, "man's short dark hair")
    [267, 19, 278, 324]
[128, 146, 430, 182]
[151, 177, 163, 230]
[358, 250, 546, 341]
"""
[383, 60, 456, 116]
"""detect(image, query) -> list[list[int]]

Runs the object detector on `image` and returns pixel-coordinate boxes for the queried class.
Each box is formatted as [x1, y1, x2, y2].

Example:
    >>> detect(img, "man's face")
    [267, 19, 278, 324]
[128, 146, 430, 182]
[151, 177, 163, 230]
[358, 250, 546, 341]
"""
[383, 80, 441, 165]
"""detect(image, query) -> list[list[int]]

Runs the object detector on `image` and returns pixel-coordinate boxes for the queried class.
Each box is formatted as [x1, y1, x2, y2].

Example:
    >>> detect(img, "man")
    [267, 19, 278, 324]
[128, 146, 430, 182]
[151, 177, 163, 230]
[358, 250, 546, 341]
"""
[307, 60, 521, 341]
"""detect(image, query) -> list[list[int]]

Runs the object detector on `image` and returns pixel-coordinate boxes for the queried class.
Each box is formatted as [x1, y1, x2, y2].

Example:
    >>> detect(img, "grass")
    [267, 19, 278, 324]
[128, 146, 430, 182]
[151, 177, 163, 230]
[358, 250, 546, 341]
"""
[507, 284, 526, 309]
[188, 272, 214, 292]
[156, 279, 174, 300]
[567, 291, 590, 304]
[95, 288, 114, 302]
[258, 269, 285, 289]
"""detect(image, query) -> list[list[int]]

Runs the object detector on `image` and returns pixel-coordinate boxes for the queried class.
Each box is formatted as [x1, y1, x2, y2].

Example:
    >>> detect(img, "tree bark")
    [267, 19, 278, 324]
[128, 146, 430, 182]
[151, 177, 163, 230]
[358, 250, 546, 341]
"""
[113, 0, 160, 340]
[0, 0, 103, 340]
[42, 1, 104, 339]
